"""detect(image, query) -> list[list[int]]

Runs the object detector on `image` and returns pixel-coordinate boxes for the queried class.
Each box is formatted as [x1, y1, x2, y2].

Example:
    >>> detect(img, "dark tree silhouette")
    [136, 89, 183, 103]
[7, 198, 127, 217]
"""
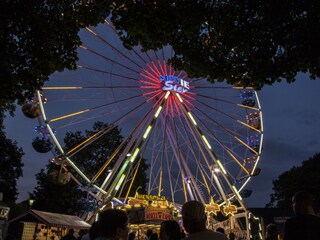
[0, 0, 112, 111]
[0, 111, 24, 205]
[111, 1, 320, 89]
[31, 121, 148, 214]
[267, 152, 320, 208]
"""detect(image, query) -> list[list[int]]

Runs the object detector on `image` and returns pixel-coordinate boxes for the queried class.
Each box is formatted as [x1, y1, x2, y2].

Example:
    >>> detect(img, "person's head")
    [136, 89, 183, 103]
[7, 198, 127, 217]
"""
[216, 227, 225, 235]
[149, 232, 158, 240]
[146, 229, 153, 237]
[229, 232, 236, 240]
[97, 208, 129, 240]
[89, 222, 100, 240]
[128, 232, 136, 240]
[181, 200, 207, 234]
[160, 220, 181, 240]
[266, 223, 278, 239]
[68, 229, 74, 235]
[292, 191, 315, 215]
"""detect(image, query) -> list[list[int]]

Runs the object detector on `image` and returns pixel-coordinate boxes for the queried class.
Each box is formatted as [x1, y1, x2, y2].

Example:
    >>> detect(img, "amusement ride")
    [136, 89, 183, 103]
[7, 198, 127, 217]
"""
[23, 19, 264, 239]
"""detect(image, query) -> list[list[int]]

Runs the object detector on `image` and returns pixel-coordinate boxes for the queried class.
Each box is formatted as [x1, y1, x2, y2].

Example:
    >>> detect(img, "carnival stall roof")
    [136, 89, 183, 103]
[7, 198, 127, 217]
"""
[9, 209, 91, 229]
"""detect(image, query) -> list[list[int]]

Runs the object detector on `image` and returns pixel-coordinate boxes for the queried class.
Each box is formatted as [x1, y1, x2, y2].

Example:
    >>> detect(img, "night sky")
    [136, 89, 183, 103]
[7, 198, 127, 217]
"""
[5, 73, 320, 207]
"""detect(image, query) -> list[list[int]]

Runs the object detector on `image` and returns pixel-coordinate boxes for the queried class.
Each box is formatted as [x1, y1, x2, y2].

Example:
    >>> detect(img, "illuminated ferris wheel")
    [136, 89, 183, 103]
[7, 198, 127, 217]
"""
[24, 20, 263, 222]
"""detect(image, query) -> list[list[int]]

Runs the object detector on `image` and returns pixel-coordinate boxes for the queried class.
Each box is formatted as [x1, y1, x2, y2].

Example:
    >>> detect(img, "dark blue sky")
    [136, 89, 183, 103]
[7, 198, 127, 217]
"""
[5, 73, 320, 207]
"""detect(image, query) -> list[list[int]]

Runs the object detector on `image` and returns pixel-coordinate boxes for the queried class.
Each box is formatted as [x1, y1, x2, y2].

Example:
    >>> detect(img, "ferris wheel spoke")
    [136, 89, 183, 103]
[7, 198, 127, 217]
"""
[165, 149, 179, 203]
[158, 115, 188, 201]
[48, 93, 144, 124]
[42, 85, 140, 90]
[101, 19, 148, 64]
[175, 93, 248, 207]
[91, 107, 157, 185]
[195, 92, 261, 111]
[195, 93, 241, 106]
[158, 112, 169, 196]
[79, 45, 140, 75]
[192, 104, 260, 156]
[123, 157, 144, 201]
[77, 65, 140, 82]
[174, 117, 213, 197]
[166, 116, 206, 203]
[177, 106, 227, 201]
[99, 93, 173, 200]
[85, 27, 144, 69]
[144, 51, 154, 63]
[192, 98, 262, 134]
[188, 77, 209, 84]
[96, 108, 157, 199]
[158, 60, 167, 76]
[180, 124, 219, 195]
[191, 109, 255, 174]
[236, 103, 260, 111]
[66, 99, 154, 161]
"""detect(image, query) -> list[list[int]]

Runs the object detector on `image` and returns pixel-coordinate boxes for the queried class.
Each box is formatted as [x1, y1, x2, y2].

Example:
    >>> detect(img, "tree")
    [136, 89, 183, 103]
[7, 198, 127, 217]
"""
[30, 168, 81, 214]
[31, 121, 148, 214]
[111, 1, 320, 89]
[0, 0, 112, 111]
[63, 122, 148, 198]
[63, 122, 124, 184]
[267, 152, 320, 208]
[0, 111, 24, 205]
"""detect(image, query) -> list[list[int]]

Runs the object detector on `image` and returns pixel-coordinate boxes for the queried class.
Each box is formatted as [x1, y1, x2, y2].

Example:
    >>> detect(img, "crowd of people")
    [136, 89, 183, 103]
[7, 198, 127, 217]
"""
[33, 191, 319, 240]
[264, 191, 320, 240]
[76, 200, 231, 240]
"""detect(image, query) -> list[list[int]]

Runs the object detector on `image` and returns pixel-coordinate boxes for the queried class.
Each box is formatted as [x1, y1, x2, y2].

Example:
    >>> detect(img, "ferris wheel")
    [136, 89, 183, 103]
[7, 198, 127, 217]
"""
[24, 20, 263, 218]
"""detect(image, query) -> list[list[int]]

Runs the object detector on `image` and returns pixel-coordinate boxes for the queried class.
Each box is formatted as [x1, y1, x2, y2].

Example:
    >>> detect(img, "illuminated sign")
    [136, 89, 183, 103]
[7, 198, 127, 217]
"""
[160, 75, 190, 93]
[205, 198, 220, 215]
[222, 204, 237, 217]
[136, 193, 167, 201]
[127, 198, 148, 208]
[145, 207, 173, 221]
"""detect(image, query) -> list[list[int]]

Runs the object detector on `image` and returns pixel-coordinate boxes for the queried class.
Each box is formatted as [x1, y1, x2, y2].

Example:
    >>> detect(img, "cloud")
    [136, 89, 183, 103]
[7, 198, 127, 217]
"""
[244, 138, 316, 207]
[296, 110, 319, 126]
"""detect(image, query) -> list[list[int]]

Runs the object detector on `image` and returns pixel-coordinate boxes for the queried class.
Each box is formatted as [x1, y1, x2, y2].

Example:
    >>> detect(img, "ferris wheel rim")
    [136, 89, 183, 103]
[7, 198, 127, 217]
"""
[31, 22, 264, 208]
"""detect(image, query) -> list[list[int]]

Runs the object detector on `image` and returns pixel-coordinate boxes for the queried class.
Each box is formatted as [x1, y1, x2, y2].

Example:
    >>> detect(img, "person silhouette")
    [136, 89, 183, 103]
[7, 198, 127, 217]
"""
[266, 223, 279, 240]
[160, 220, 181, 240]
[95, 209, 129, 240]
[283, 191, 320, 240]
[181, 200, 227, 240]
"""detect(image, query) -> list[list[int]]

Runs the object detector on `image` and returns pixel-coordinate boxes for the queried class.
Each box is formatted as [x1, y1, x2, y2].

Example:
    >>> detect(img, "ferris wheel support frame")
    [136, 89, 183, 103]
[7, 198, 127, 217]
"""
[163, 116, 206, 203]
[175, 92, 247, 210]
[96, 92, 170, 203]
[177, 101, 230, 203]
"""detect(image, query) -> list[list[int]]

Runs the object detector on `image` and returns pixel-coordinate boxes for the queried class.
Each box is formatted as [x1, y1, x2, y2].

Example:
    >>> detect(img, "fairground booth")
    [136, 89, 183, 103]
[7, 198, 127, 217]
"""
[7, 209, 90, 240]
[112, 193, 262, 240]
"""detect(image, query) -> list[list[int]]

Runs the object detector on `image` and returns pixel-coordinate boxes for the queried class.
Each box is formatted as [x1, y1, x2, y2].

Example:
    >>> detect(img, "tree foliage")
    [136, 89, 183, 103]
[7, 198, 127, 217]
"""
[63, 122, 123, 184]
[111, 0, 320, 89]
[0, 0, 111, 111]
[267, 152, 320, 208]
[31, 121, 148, 214]
[2, 1, 319, 113]
[30, 167, 81, 214]
[63, 122, 148, 198]
[0, 111, 24, 205]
